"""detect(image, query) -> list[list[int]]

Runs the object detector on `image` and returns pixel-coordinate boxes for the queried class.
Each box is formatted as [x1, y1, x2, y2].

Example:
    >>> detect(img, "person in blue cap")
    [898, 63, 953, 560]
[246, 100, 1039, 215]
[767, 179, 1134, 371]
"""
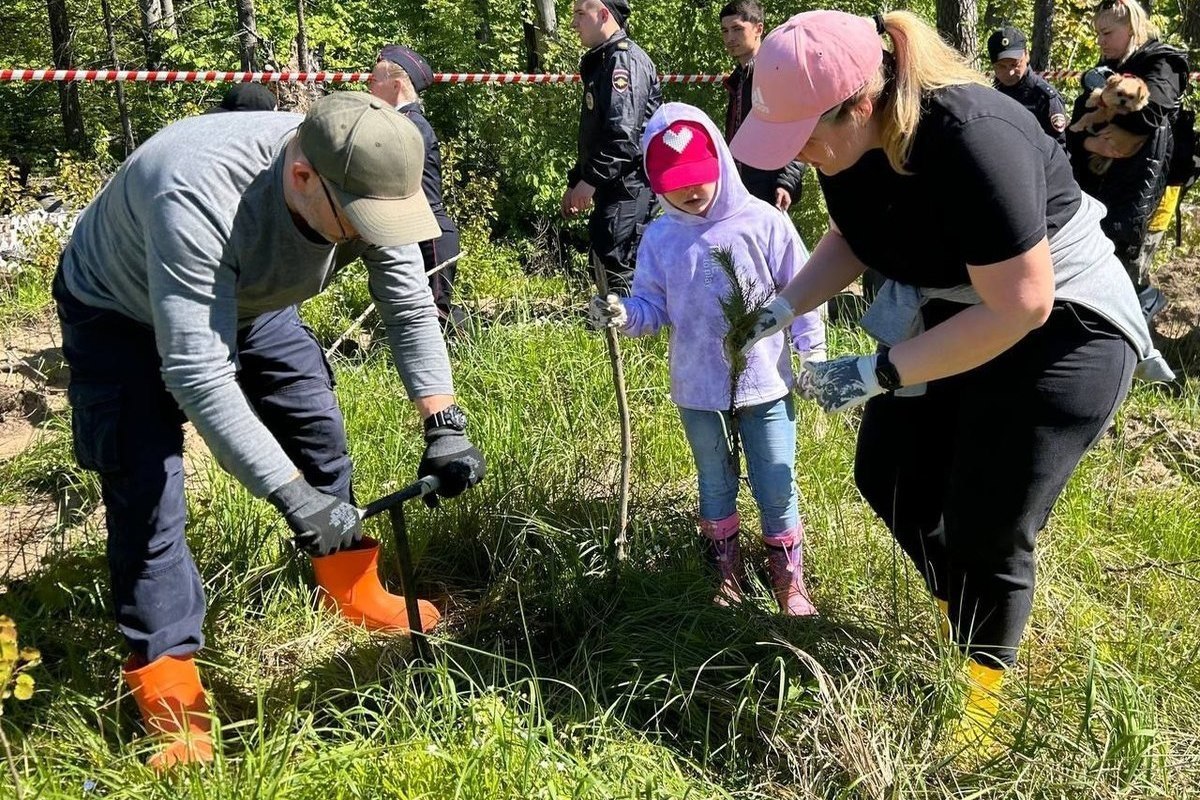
[371, 44, 467, 335]
[987, 24, 1068, 149]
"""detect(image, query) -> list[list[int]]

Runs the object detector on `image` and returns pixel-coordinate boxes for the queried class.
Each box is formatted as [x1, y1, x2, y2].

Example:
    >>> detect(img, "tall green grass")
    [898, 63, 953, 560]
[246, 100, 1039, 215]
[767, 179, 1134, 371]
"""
[0, 273, 1197, 798]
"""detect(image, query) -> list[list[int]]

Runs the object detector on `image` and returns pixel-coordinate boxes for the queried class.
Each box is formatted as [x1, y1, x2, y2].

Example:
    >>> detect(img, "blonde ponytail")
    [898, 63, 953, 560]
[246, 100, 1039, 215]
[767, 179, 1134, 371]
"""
[832, 11, 987, 173]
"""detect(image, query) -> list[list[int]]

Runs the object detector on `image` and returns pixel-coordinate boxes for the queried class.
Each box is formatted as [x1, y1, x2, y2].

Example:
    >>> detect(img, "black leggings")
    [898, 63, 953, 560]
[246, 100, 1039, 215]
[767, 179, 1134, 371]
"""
[854, 302, 1135, 667]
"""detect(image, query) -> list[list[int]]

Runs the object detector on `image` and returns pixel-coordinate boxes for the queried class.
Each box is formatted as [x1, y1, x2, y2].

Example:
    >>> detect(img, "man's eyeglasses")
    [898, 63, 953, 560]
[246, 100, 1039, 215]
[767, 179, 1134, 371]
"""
[317, 175, 360, 244]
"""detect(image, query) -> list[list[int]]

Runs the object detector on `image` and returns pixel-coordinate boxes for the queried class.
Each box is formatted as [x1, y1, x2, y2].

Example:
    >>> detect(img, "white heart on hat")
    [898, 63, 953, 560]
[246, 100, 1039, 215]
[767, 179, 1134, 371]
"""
[662, 126, 694, 153]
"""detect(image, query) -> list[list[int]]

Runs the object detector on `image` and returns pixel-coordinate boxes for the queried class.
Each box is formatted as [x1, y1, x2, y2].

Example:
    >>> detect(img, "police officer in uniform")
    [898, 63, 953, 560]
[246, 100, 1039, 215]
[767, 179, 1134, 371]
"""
[562, 0, 662, 295]
[988, 25, 1068, 149]
[371, 44, 466, 335]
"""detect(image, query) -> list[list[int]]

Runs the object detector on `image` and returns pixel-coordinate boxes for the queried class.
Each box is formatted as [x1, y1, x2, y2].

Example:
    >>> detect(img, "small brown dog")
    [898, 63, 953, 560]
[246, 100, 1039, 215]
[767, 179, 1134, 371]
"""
[1069, 73, 1150, 133]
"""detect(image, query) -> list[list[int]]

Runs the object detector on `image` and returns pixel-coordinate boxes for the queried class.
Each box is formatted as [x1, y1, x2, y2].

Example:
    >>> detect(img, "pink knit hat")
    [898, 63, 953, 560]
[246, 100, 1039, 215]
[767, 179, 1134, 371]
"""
[645, 120, 720, 194]
[730, 10, 884, 170]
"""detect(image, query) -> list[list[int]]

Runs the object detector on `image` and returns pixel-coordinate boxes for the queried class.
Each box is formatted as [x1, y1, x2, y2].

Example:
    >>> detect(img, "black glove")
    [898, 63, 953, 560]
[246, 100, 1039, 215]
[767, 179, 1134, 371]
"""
[267, 475, 362, 557]
[1081, 65, 1115, 94]
[418, 428, 485, 500]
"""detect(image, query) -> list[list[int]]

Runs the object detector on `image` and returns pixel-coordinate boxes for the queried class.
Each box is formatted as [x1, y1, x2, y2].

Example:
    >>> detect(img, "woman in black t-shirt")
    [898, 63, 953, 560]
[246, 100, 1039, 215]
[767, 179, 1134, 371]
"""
[728, 9, 1168, 751]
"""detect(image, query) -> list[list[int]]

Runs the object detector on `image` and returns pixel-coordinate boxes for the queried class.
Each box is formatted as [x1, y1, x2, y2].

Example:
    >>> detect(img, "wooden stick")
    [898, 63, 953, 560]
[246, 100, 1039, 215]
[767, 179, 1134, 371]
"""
[593, 257, 632, 563]
[324, 252, 463, 358]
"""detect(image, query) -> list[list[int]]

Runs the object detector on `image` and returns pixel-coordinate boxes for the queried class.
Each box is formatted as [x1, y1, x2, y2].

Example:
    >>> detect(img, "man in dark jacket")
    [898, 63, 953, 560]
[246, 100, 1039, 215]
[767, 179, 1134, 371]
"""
[371, 44, 466, 334]
[720, 0, 807, 208]
[987, 25, 1067, 149]
[562, 0, 661, 295]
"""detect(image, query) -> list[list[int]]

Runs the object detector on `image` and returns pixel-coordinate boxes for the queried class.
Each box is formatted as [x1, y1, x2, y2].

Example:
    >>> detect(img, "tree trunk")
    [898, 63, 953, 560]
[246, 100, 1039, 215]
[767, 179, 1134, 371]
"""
[159, 0, 176, 35]
[1030, 0, 1054, 72]
[46, 0, 86, 151]
[533, 0, 556, 36]
[101, 0, 136, 156]
[295, 0, 308, 72]
[236, 0, 259, 71]
[1182, 0, 1200, 51]
[937, 0, 979, 63]
[523, 21, 540, 73]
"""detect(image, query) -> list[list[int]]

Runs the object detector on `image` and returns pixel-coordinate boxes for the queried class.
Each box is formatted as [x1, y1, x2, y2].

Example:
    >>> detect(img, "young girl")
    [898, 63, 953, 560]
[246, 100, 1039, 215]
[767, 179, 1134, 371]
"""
[588, 102, 826, 615]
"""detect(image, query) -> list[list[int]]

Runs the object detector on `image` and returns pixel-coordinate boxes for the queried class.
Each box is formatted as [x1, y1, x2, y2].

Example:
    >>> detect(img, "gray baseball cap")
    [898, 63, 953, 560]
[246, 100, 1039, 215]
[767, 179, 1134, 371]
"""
[297, 92, 439, 247]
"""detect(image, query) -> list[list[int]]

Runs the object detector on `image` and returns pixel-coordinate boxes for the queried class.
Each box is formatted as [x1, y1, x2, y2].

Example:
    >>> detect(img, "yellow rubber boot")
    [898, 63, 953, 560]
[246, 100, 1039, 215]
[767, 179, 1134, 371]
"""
[935, 598, 950, 642]
[950, 659, 1005, 756]
[122, 654, 214, 772]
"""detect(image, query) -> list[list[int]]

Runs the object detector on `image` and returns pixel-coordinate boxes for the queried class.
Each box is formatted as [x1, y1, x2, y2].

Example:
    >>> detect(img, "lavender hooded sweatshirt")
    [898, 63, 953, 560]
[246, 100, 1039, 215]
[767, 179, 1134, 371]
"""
[621, 103, 825, 412]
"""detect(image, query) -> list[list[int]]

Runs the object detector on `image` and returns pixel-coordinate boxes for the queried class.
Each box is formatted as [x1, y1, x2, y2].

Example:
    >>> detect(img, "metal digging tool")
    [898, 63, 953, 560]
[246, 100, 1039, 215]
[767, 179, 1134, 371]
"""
[360, 476, 441, 661]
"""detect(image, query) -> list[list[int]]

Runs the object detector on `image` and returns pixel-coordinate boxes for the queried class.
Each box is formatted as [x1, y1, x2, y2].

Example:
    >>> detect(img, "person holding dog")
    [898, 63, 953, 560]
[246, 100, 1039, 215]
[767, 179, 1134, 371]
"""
[727, 9, 1171, 753]
[1066, 0, 1188, 319]
[55, 92, 486, 770]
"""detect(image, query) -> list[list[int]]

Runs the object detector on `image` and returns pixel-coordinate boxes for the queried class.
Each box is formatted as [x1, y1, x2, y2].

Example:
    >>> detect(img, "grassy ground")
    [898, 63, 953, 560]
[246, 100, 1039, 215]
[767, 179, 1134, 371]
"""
[0, 248, 1198, 799]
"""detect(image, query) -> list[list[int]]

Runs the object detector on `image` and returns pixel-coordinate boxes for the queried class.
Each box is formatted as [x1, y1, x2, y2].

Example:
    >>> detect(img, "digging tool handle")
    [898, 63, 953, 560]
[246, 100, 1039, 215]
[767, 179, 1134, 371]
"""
[359, 477, 440, 650]
[360, 476, 440, 520]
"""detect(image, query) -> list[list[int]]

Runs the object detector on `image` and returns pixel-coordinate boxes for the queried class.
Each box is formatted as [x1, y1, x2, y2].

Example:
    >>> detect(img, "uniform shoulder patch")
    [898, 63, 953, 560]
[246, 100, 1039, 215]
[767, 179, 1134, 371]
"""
[616, 40, 630, 50]
[1050, 112, 1067, 132]
[612, 68, 630, 93]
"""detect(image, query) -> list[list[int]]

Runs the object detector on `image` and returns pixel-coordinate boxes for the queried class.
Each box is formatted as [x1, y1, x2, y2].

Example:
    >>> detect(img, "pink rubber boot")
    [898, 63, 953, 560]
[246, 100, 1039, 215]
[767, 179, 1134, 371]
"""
[699, 513, 743, 606]
[763, 525, 818, 617]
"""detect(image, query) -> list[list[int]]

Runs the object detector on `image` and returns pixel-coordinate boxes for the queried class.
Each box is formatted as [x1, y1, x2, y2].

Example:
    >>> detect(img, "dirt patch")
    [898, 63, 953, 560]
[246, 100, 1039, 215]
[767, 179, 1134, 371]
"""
[1152, 251, 1200, 379]
[1156, 253, 1200, 338]
[1121, 406, 1200, 488]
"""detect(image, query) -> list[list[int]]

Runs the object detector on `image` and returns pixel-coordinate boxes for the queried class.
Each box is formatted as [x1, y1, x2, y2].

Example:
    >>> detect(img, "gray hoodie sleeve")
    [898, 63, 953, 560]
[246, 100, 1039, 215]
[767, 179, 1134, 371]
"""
[362, 243, 455, 399]
[146, 192, 298, 498]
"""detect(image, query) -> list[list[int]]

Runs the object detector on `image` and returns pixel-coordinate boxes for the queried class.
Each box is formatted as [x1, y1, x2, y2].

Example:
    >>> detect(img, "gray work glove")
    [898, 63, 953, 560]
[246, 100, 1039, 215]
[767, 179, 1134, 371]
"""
[267, 475, 362, 557]
[418, 430, 485, 501]
[731, 296, 797, 356]
[587, 293, 627, 330]
[802, 354, 885, 414]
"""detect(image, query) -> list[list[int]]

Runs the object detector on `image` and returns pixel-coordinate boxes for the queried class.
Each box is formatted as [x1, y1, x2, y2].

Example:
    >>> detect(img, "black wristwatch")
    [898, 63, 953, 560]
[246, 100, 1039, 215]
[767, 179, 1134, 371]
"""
[874, 350, 902, 392]
[424, 403, 468, 435]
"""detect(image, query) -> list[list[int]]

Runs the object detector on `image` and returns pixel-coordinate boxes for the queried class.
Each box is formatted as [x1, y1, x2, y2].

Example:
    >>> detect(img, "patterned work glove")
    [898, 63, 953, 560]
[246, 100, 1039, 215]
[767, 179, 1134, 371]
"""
[418, 430, 486, 500]
[801, 354, 885, 414]
[587, 294, 627, 330]
[268, 475, 362, 557]
[795, 349, 826, 400]
[734, 296, 797, 355]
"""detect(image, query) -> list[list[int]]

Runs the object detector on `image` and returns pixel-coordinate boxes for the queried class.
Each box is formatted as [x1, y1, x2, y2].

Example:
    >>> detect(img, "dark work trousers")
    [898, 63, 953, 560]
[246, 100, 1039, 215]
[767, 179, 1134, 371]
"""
[853, 301, 1135, 668]
[419, 225, 463, 331]
[53, 268, 353, 663]
[587, 179, 657, 296]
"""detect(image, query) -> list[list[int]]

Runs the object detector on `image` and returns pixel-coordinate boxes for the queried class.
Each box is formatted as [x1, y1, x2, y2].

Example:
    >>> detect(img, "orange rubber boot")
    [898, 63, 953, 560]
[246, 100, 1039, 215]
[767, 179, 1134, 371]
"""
[122, 654, 214, 771]
[309, 536, 441, 633]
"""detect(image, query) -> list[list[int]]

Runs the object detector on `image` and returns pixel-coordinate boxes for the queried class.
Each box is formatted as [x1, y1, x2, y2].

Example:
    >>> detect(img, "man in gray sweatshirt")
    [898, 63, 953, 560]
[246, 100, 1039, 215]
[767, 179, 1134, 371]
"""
[54, 92, 484, 769]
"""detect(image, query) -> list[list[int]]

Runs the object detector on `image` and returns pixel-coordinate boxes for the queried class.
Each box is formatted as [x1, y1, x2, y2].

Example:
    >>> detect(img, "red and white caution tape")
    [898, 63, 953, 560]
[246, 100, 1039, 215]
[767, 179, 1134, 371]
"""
[7, 67, 1196, 84]
[0, 69, 724, 85]
[1042, 69, 1200, 80]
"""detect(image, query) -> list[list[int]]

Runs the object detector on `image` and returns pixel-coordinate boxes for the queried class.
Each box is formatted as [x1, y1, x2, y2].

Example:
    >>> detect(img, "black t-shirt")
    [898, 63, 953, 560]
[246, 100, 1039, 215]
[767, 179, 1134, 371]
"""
[819, 84, 1081, 288]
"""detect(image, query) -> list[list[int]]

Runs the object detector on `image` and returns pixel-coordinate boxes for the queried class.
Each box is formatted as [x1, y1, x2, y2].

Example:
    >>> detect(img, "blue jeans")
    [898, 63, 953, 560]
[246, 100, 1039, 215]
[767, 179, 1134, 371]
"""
[54, 268, 353, 662]
[677, 395, 799, 535]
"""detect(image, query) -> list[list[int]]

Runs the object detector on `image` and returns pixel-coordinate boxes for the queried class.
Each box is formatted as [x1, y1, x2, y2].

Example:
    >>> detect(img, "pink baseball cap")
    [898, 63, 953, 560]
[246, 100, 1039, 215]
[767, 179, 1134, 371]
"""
[645, 120, 720, 194]
[730, 11, 883, 171]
